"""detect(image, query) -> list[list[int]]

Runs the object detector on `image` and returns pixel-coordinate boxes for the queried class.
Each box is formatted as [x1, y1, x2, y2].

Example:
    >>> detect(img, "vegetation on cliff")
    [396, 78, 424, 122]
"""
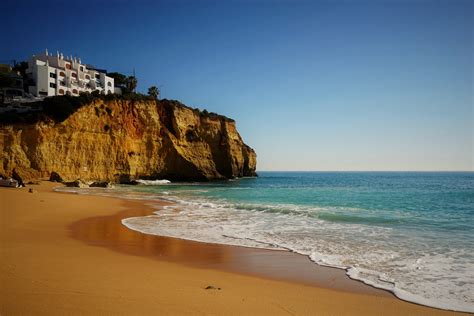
[0, 93, 154, 125]
[0, 93, 234, 125]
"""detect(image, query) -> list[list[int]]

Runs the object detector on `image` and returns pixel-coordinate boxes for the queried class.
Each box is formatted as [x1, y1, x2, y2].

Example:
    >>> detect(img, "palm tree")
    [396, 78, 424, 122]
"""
[126, 76, 138, 93]
[148, 86, 160, 100]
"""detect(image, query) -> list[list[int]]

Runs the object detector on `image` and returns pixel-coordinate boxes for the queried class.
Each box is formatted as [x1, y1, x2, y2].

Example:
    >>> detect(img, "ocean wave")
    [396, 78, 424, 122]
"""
[121, 194, 474, 313]
[55, 185, 474, 313]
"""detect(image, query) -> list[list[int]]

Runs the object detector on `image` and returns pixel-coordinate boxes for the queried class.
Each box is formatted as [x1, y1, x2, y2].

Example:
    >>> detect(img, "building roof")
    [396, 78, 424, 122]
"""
[85, 65, 108, 73]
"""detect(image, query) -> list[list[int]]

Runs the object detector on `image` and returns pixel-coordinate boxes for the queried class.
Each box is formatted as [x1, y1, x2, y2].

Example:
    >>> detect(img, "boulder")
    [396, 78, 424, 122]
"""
[89, 181, 110, 188]
[64, 180, 86, 188]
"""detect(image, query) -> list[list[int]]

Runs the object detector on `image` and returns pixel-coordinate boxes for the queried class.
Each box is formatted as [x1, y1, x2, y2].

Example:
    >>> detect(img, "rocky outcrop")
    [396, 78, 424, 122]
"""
[89, 181, 110, 188]
[0, 99, 257, 182]
[64, 180, 87, 188]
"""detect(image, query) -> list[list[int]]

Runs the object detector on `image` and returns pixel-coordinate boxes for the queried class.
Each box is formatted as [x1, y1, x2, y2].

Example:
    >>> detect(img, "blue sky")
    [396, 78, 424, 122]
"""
[3, 0, 473, 171]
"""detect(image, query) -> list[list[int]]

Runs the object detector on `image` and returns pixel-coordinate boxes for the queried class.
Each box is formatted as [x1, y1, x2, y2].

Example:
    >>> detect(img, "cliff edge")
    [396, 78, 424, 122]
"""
[0, 98, 257, 182]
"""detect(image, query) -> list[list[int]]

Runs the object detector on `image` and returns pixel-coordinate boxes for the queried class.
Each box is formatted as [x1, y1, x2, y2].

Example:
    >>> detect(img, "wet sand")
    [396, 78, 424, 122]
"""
[69, 199, 391, 296]
[0, 182, 465, 315]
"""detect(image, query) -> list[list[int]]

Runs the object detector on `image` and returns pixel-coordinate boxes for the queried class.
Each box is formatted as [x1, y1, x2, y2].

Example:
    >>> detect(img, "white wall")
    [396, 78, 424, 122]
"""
[27, 54, 116, 97]
[36, 65, 49, 96]
[100, 73, 114, 94]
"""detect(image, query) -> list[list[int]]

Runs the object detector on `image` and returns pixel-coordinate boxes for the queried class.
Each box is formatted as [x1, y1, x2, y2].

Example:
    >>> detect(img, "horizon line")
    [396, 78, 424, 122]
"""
[255, 170, 474, 173]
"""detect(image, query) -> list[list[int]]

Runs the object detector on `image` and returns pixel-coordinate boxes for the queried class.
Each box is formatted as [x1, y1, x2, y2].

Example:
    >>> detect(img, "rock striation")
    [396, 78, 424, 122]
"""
[0, 98, 257, 182]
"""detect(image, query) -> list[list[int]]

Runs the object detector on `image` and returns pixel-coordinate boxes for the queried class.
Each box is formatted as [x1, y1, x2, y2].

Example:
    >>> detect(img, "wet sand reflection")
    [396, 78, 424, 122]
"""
[69, 199, 391, 296]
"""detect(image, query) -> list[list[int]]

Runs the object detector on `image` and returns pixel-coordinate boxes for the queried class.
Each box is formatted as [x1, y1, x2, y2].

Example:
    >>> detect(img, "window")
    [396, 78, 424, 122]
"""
[49, 72, 56, 79]
[80, 66, 84, 71]
[66, 63, 71, 69]
[50, 83, 56, 88]
[85, 75, 90, 80]
[59, 89, 65, 95]
[95, 74, 100, 79]
[60, 71, 65, 76]
[60, 81, 66, 86]
[72, 89, 78, 94]
[71, 72, 77, 78]
[107, 82, 112, 87]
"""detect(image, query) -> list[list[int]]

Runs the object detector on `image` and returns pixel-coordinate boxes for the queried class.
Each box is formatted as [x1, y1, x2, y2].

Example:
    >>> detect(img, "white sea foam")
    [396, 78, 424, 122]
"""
[55, 185, 474, 313]
[121, 195, 474, 313]
[136, 179, 171, 185]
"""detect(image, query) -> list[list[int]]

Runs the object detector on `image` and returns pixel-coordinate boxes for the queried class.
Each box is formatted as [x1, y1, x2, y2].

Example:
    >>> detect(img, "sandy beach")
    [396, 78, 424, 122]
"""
[0, 182, 466, 315]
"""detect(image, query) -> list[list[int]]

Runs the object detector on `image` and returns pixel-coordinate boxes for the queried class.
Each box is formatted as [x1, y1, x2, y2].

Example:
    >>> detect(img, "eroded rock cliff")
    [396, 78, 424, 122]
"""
[0, 99, 257, 182]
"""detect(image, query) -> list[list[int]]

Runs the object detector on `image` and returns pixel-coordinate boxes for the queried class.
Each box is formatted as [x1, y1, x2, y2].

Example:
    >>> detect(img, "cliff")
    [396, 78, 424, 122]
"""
[0, 98, 257, 182]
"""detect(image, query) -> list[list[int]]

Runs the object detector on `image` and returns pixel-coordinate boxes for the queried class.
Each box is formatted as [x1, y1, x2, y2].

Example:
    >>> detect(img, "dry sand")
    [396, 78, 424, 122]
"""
[0, 182, 466, 315]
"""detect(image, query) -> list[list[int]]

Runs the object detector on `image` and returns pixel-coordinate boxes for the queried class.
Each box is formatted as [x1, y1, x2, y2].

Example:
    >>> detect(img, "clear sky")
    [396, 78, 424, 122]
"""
[3, 0, 473, 171]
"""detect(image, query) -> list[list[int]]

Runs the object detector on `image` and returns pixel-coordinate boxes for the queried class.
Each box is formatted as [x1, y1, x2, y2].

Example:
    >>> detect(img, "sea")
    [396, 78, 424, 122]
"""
[59, 172, 474, 312]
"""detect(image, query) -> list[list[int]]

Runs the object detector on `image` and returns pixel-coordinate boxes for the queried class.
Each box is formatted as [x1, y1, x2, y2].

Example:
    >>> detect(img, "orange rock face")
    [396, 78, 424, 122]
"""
[0, 99, 257, 182]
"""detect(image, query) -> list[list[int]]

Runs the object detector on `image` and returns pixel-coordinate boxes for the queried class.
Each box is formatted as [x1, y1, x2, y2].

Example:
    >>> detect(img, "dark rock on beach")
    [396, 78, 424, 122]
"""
[64, 180, 86, 188]
[89, 181, 110, 188]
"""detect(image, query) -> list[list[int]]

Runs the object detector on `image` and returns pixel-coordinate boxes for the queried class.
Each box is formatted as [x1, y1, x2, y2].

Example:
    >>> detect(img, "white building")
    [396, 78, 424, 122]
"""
[26, 50, 115, 97]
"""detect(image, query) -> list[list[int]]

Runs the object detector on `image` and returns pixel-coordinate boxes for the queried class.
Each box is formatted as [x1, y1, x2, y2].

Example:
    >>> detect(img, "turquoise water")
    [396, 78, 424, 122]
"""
[62, 172, 474, 312]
